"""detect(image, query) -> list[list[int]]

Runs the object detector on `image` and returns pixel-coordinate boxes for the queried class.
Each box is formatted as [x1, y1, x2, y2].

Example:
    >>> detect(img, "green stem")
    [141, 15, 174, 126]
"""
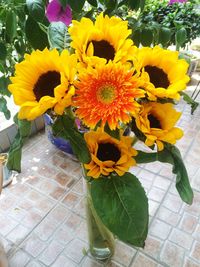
[86, 182, 115, 258]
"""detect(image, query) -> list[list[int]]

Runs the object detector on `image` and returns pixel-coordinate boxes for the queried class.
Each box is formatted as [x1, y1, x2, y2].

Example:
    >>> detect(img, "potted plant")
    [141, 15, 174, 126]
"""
[131, 0, 200, 49]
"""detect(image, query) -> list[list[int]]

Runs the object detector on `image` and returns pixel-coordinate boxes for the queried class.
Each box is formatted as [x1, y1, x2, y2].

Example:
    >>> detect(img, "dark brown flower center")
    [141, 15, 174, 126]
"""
[148, 114, 161, 129]
[33, 71, 61, 102]
[97, 142, 121, 162]
[87, 40, 115, 61]
[144, 65, 170, 89]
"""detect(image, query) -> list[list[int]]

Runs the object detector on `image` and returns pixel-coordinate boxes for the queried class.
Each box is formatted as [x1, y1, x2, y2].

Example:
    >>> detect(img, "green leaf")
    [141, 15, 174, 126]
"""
[6, 10, 17, 42]
[26, 0, 45, 22]
[104, 0, 117, 12]
[87, 0, 97, 6]
[132, 29, 141, 47]
[180, 91, 199, 115]
[58, 0, 68, 8]
[104, 123, 120, 140]
[52, 114, 91, 163]
[25, 16, 49, 50]
[0, 43, 7, 61]
[176, 27, 187, 49]
[0, 77, 11, 97]
[135, 144, 194, 204]
[0, 97, 11, 120]
[48, 22, 71, 50]
[140, 0, 145, 11]
[7, 115, 32, 172]
[91, 173, 149, 247]
[0, 63, 5, 73]
[158, 27, 171, 47]
[140, 28, 153, 46]
[128, 0, 140, 10]
[67, 0, 85, 12]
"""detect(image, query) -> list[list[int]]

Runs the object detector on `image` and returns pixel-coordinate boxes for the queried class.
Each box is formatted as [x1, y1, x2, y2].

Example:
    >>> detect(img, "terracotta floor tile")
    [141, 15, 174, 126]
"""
[156, 207, 181, 226]
[37, 164, 59, 179]
[46, 205, 70, 224]
[193, 224, 200, 242]
[148, 200, 159, 217]
[191, 241, 200, 262]
[152, 176, 171, 191]
[21, 173, 41, 186]
[142, 235, 162, 258]
[184, 257, 200, 267]
[160, 241, 185, 267]
[72, 179, 84, 195]
[64, 212, 82, 231]
[163, 193, 183, 213]
[62, 191, 81, 208]
[106, 260, 124, 267]
[33, 197, 55, 215]
[54, 225, 75, 245]
[150, 219, 171, 240]
[54, 171, 75, 187]
[9, 249, 31, 267]
[20, 233, 46, 257]
[0, 237, 15, 255]
[74, 198, 86, 218]
[139, 169, 156, 182]
[50, 186, 67, 200]
[131, 253, 159, 267]
[112, 240, 136, 266]
[8, 206, 27, 222]
[169, 228, 193, 250]
[7, 224, 30, 245]
[26, 260, 46, 267]
[64, 238, 87, 264]
[179, 213, 198, 233]
[39, 240, 64, 266]
[75, 221, 88, 243]
[0, 215, 18, 236]
[22, 210, 43, 228]
[148, 187, 165, 202]
[81, 256, 103, 267]
[51, 254, 77, 267]
[34, 218, 57, 241]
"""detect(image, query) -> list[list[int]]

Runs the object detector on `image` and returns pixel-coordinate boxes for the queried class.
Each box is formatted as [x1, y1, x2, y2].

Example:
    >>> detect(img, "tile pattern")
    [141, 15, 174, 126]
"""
[0, 75, 200, 266]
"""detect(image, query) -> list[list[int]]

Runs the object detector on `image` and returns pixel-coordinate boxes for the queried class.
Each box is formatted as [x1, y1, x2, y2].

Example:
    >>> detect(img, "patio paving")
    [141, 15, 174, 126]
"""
[0, 72, 200, 266]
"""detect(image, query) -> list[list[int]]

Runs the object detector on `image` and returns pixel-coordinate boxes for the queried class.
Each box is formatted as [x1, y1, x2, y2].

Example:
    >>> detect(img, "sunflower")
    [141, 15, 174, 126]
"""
[84, 128, 137, 178]
[134, 46, 190, 100]
[68, 13, 136, 66]
[8, 48, 77, 120]
[134, 102, 183, 151]
[74, 61, 145, 130]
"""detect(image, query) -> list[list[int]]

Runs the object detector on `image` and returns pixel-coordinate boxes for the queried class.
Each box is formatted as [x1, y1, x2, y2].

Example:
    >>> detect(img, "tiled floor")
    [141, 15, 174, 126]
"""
[0, 73, 200, 267]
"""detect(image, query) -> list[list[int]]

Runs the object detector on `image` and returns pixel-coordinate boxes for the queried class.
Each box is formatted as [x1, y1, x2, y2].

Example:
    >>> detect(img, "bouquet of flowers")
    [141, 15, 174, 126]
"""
[6, 1, 194, 260]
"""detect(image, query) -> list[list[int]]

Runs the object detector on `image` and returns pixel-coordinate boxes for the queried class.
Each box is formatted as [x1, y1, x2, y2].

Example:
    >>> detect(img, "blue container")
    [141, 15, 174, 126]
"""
[44, 114, 74, 155]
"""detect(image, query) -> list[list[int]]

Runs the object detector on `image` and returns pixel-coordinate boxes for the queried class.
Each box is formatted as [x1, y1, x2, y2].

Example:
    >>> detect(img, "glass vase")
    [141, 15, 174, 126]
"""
[84, 180, 115, 261]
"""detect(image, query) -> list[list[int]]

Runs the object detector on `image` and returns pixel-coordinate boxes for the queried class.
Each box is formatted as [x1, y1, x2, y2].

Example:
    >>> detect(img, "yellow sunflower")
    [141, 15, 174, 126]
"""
[84, 128, 137, 178]
[74, 61, 145, 130]
[8, 48, 77, 120]
[134, 46, 190, 100]
[68, 12, 136, 66]
[134, 102, 183, 151]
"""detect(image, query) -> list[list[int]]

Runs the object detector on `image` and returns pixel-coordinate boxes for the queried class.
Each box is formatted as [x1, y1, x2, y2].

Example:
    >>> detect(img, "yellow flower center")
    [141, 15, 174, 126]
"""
[97, 84, 116, 104]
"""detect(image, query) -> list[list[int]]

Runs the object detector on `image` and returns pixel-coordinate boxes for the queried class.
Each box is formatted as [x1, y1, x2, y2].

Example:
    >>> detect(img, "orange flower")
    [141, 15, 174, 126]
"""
[84, 128, 137, 178]
[74, 62, 145, 130]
